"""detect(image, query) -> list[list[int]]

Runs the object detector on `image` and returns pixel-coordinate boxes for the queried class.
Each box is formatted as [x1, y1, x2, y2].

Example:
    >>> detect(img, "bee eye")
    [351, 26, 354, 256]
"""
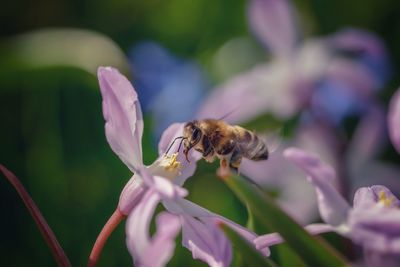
[192, 128, 201, 140]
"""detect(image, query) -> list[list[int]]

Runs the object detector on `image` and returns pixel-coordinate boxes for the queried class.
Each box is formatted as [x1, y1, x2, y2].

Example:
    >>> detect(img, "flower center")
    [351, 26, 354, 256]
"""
[378, 191, 395, 208]
[161, 153, 182, 172]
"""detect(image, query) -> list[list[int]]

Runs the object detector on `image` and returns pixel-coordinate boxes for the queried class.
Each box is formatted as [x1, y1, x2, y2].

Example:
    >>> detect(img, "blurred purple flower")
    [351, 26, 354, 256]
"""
[328, 28, 390, 86]
[98, 66, 265, 266]
[345, 106, 400, 197]
[240, 102, 400, 224]
[198, 0, 388, 124]
[265, 147, 400, 265]
[129, 42, 207, 138]
[388, 88, 400, 153]
[239, 121, 340, 224]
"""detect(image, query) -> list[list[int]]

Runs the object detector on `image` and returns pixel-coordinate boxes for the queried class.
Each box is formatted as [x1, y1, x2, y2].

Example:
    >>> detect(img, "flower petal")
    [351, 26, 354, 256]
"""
[158, 123, 200, 186]
[181, 215, 232, 267]
[353, 185, 400, 209]
[330, 28, 387, 61]
[363, 249, 400, 267]
[196, 67, 269, 123]
[311, 59, 378, 123]
[141, 212, 181, 267]
[248, 0, 297, 57]
[388, 88, 400, 154]
[151, 175, 188, 199]
[254, 223, 335, 250]
[126, 190, 160, 261]
[284, 147, 350, 226]
[352, 187, 379, 209]
[118, 174, 146, 215]
[197, 62, 301, 122]
[324, 58, 376, 98]
[329, 28, 389, 85]
[162, 198, 270, 256]
[348, 206, 400, 254]
[347, 106, 386, 170]
[98, 66, 144, 172]
[241, 122, 340, 224]
[139, 167, 188, 200]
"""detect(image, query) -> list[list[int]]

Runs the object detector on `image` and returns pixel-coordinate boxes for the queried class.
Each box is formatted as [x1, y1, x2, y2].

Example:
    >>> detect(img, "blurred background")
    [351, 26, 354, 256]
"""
[1, 0, 400, 266]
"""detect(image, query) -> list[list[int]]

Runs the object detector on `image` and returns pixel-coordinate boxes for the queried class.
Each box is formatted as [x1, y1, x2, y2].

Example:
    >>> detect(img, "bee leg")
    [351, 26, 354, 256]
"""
[229, 149, 242, 175]
[217, 158, 231, 178]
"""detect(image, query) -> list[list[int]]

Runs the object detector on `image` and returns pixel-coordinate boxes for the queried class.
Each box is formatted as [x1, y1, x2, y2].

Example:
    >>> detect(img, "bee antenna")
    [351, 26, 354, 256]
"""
[177, 137, 187, 153]
[165, 136, 186, 155]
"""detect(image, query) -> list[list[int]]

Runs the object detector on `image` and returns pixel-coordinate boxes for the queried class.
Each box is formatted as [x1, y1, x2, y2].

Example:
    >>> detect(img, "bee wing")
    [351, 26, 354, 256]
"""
[268, 129, 283, 153]
[258, 128, 283, 154]
[216, 106, 240, 122]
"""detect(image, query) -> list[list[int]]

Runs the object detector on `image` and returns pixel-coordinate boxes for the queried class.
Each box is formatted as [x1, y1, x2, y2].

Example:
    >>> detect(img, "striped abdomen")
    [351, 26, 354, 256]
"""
[234, 127, 269, 161]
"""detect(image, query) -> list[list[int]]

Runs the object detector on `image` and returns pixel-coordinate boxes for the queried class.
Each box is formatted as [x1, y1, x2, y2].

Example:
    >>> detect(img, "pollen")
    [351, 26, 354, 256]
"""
[378, 191, 395, 208]
[161, 153, 182, 172]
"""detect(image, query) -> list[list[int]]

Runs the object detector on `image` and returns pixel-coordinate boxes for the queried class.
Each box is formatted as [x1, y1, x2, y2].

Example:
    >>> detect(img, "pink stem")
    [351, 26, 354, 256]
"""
[0, 164, 72, 267]
[87, 208, 126, 267]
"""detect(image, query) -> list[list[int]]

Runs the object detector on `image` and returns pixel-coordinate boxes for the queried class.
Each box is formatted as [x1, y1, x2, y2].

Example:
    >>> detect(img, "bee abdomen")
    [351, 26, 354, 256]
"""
[250, 141, 269, 160]
[240, 131, 269, 161]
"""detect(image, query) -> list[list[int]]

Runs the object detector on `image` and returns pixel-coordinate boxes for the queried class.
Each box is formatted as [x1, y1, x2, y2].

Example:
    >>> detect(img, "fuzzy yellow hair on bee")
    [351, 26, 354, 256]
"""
[182, 119, 268, 176]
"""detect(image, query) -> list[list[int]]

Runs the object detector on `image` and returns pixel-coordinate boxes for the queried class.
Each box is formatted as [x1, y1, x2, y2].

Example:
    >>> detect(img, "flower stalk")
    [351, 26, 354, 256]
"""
[87, 208, 126, 267]
[0, 164, 72, 267]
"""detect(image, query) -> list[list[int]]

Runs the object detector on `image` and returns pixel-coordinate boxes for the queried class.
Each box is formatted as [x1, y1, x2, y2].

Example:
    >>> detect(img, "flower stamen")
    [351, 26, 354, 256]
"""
[161, 153, 182, 172]
[378, 191, 395, 208]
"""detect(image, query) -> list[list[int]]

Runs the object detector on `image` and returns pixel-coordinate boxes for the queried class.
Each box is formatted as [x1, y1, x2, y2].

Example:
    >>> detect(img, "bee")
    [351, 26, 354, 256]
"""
[182, 119, 269, 176]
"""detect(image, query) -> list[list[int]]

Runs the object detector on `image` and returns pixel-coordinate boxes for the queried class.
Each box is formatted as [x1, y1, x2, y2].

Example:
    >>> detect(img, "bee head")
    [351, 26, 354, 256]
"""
[182, 121, 202, 161]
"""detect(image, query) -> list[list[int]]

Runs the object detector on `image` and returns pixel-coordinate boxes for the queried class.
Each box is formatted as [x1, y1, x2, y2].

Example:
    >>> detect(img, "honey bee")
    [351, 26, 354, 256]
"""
[182, 119, 269, 176]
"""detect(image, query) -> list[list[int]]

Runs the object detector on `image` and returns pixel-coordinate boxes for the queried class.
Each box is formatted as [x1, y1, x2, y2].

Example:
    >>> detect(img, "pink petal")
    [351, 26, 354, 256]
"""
[126, 190, 160, 261]
[151, 175, 188, 199]
[364, 249, 400, 267]
[240, 155, 318, 225]
[118, 174, 146, 215]
[163, 198, 270, 256]
[352, 187, 379, 209]
[197, 67, 268, 124]
[248, 0, 297, 57]
[181, 215, 232, 267]
[388, 88, 400, 154]
[325, 58, 377, 97]
[158, 123, 184, 155]
[98, 66, 144, 172]
[254, 223, 334, 250]
[353, 185, 400, 209]
[330, 28, 387, 61]
[139, 167, 188, 200]
[197, 63, 300, 123]
[241, 122, 340, 225]
[348, 206, 400, 254]
[141, 212, 181, 267]
[158, 123, 200, 186]
[295, 39, 332, 82]
[347, 106, 386, 170]
[284, 147, 350, 226]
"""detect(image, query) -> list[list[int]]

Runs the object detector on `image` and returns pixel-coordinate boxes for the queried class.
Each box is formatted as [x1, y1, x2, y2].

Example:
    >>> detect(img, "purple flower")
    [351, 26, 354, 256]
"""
[239, 121, 340, 224]
[197, 0, 388, 124]
[388, 88, 400, 153]
[98, 66, 264, 267]
[255, 147, 400, 265]
[241, 103, 400, 225]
